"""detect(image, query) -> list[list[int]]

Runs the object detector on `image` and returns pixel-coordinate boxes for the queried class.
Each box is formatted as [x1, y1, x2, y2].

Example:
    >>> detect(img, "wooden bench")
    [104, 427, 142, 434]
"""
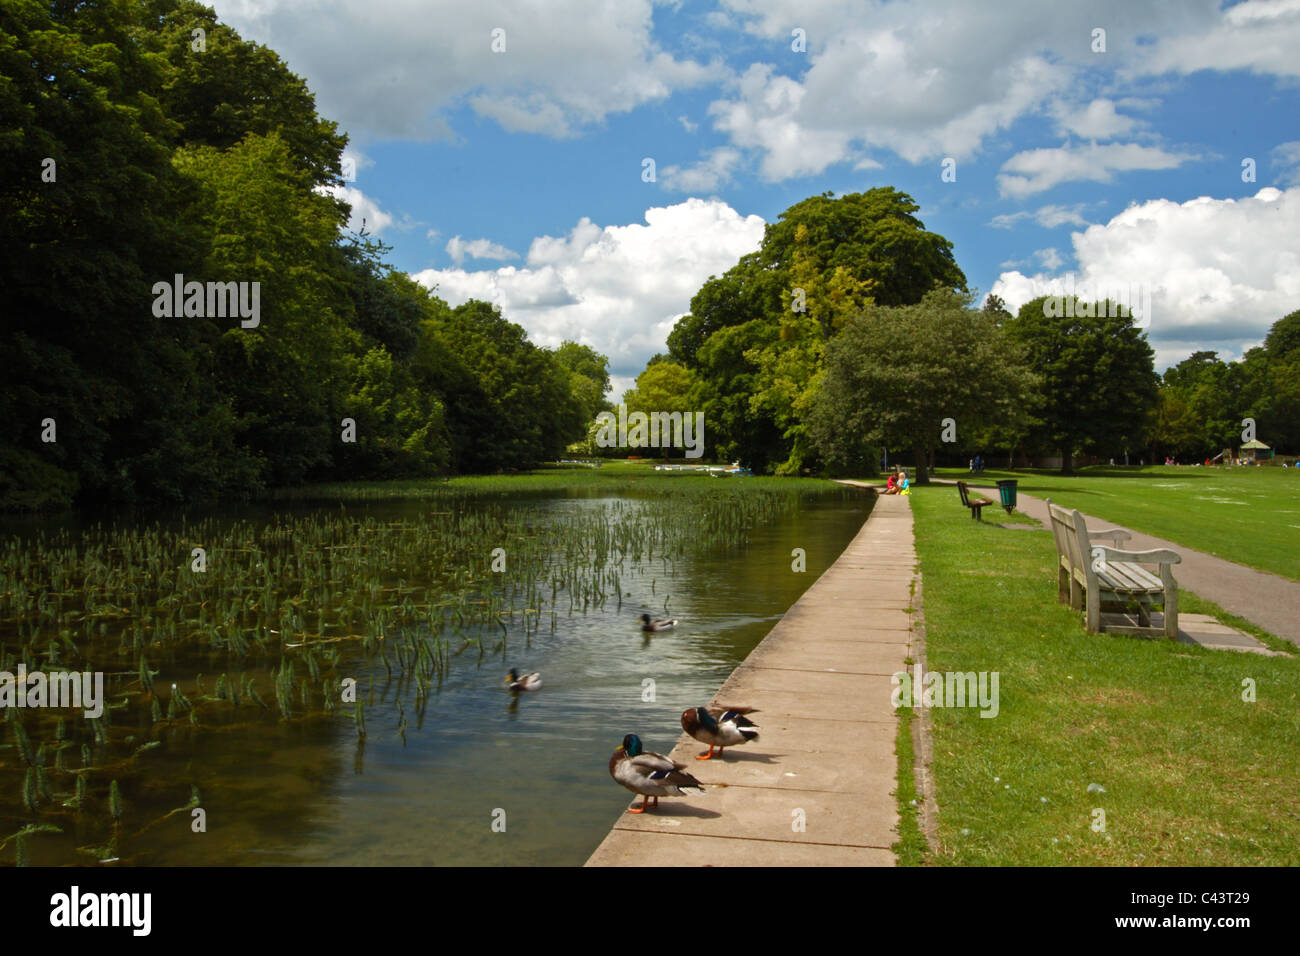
[1045, 498, 1181, 638]
[956, 481, 995, 520]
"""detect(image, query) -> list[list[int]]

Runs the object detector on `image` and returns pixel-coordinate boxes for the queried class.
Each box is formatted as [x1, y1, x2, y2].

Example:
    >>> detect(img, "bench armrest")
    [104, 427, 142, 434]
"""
[1094, 546, 1182, 566]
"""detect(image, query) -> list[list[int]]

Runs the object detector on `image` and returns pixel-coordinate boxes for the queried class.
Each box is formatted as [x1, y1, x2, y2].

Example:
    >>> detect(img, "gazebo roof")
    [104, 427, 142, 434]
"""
[1240, 439, 1271, 449]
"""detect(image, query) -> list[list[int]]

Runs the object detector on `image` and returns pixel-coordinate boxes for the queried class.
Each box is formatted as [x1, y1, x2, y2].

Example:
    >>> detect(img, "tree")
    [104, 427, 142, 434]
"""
[554, 341, 613, 432]
[1007, 296, 1159, 473]
[622, 361, 694, 459]
[668, 187, 966, 370]
[808, 289, 1037, 481]
[688, 321, 784, 469]
[662, 188, 961, 473]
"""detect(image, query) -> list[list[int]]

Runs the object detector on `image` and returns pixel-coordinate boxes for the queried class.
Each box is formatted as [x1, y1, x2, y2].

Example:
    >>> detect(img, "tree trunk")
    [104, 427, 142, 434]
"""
[1061, 448, 1074, 475]
[914, 446, 930, 484]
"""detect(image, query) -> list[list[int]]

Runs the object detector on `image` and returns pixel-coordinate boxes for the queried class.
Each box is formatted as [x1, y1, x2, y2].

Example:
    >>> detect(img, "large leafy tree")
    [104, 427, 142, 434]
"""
[808, 290, 1037, 481]
[430, 301, 586, 471]
[662, 188, 965, 472]
[1007, 296, 1159, 473]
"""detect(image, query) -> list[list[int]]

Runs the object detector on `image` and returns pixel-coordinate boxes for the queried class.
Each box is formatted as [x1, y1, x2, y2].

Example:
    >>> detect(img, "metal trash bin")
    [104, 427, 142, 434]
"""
[996, 479, 1018, 513]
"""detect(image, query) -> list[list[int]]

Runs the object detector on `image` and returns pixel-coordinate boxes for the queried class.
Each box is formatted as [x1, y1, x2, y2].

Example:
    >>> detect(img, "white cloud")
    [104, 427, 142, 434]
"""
[991, 204, 1092, 229]
[678, 115, 699, 133]
[1036, 247, 1065, 270]
[410, 199, 766, 388]
[339, 147, 373, 182]
[991, 187, 1300, 366]
[1272, 141, 1300, 185]
[211, 0, 719, 140]
[699, 0, 1300, 181]
[445, 236, 520, 265]
[660, 147, 744, 193]
[315, 184, 395, 234]
[997, 143, 1196, 198]
[1134, 0, 1300, 79]
[1050, 98, 1142, 140]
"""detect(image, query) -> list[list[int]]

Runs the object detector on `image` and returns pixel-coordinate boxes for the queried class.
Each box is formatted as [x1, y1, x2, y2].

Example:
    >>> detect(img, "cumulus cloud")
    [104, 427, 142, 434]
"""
[212, 0, 719, 140]
[1134, 0, 1300, 79]
[1035, 247, 1065, 270]
[445, 236, 520, 265]
[660, 147, 744, 193]
[991, 187, 1300, 367]
[410, 199, 767, 394]
[1050, 98, 1143, 140]
[699, 0, 1300, 180]
[997, 143, 1197, 198]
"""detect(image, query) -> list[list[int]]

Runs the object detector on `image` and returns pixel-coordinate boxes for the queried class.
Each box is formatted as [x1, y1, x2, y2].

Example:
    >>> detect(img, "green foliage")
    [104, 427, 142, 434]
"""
[0, 0, 609, 509]
[1007, 296, 1158, 472]
[810, 289, 1037, 478]
[664, 189, 966, 472]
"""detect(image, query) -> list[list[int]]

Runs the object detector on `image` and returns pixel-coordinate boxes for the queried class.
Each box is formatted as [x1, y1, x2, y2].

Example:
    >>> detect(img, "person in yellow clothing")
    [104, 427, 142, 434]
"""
[898, 470, 911, 495]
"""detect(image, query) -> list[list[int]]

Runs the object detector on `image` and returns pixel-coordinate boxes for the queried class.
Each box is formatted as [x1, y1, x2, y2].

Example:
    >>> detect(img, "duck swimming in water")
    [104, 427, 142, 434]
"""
[505, 668, 542, 692]
[639, 614, 677, 632]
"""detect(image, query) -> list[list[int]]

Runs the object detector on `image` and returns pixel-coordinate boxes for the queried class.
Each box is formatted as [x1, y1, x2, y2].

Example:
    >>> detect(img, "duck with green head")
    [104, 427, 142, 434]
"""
[639, 614, 677, 632]
[609, 733, 705, 813]
[505, 668, 541, 692]
[681, 705, 759, 759]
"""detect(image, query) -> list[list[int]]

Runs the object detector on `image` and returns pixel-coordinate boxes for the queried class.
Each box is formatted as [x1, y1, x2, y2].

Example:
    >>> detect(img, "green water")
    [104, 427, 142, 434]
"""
[2, 487, 870, 866]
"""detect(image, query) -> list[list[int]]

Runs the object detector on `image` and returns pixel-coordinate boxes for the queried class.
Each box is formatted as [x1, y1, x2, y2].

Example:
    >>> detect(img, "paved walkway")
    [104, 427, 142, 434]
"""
[585, 493, 914, 867]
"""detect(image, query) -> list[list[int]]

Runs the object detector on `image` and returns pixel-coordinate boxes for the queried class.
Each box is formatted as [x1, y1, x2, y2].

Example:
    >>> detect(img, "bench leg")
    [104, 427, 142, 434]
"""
[1136, 600, 1152, 628]
[1057, 567, 1069, 604]
[1163, 585, 1179, 639]
[1086, 585, 1101, 634]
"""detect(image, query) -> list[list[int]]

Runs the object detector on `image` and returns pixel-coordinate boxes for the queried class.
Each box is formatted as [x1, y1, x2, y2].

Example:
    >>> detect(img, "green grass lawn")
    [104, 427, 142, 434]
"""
[908, 484, 1300, 866]
[932, 465, 1300, 581]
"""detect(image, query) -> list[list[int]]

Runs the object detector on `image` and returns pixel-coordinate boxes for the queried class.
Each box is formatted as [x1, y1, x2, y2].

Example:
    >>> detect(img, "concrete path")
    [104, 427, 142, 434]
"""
[585, 493, 914, 867]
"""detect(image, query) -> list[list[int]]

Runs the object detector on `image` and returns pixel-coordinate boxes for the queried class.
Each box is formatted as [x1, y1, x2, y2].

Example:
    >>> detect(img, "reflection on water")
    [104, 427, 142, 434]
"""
[10, 489, 870, 866]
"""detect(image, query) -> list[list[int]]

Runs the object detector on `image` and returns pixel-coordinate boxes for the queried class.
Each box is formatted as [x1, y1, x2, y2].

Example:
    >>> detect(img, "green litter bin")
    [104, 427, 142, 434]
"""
[996, 479, 1018, 513]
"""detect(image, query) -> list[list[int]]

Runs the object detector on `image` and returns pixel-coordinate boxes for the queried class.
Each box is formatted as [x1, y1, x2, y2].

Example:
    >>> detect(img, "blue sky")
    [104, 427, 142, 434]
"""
[215, 0, 1300, 396]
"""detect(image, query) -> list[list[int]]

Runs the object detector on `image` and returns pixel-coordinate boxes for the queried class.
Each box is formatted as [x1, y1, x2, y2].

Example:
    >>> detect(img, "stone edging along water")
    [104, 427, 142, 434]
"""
[586, 489, 916, 866]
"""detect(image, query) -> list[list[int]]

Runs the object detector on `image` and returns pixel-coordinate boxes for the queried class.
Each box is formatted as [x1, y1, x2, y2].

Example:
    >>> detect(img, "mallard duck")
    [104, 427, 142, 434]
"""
[639, 613, 678, 632]
[681, 705, 759, 759]
[505, 668, 541, 692]
[609, 733, 705, 813]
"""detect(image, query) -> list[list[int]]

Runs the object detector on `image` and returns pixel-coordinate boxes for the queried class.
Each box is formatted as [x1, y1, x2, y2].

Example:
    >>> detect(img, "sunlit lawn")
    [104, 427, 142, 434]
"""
[909, 484, 1300, 866]
[933, 465, 1300, 581]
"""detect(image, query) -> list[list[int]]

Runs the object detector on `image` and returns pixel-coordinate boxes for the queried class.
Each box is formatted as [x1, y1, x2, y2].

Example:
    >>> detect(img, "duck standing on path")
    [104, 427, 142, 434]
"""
[505, 668, 542, 692]
[609, 734, 705, 813]
[640, 613, 678, 632]
[681, 705, 759, 759]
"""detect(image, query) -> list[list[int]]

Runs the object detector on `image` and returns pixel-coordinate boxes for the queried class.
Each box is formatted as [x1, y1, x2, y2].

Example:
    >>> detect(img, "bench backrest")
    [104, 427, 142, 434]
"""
[957, 481, 972, 506]
[1046, 498, 1092, 581]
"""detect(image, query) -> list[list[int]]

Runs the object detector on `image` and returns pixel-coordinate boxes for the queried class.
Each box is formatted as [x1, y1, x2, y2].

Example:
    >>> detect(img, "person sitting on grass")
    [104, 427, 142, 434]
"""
[884, 471, 899, 494]
[898, 470, 911, 495]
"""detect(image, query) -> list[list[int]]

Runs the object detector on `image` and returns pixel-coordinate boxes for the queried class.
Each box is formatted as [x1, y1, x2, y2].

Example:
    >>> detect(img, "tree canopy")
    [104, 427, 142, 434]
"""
[0, 0, 603, 509]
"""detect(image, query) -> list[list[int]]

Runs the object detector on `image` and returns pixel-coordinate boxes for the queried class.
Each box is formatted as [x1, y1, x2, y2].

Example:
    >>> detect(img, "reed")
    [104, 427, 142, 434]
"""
[0, 472, 857, 864]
